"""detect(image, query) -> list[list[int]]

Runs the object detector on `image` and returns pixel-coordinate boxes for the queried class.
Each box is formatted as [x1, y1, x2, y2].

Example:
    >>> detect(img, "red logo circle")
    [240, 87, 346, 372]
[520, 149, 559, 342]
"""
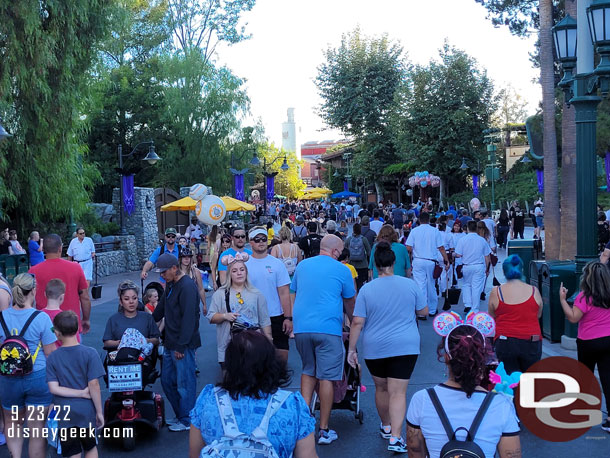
[516, 357, 602, 442]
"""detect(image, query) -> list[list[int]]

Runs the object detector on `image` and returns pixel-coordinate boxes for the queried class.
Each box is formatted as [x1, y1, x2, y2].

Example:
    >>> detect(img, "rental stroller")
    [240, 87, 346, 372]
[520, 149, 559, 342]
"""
[310, 331, 365, 424]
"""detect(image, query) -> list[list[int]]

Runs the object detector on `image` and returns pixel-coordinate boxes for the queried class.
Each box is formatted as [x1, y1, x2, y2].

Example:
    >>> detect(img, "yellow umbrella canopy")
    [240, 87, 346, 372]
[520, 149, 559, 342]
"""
[301, 192, 327, 200]
[160, 195, 255, 212]
[307, 187, 332, 194]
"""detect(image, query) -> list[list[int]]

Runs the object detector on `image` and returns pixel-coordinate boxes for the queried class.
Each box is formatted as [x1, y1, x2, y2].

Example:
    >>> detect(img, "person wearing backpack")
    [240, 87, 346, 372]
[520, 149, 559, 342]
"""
[0, 273, 58, 458]
[298, 222, 322, 259]
[189, 330, 316, 458]
[271, 226, 302, 278]
[406, 315, 521, 458]
[345, 223, 371, 290]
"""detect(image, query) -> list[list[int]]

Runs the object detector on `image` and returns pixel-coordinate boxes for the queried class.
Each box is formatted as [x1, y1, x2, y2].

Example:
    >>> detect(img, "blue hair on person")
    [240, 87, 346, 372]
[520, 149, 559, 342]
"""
[502, 254, 524, 280]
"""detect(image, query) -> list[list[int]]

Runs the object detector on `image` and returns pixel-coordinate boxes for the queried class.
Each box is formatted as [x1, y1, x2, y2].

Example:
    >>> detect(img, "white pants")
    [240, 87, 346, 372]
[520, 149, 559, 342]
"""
[462, 264, 486, 312]
[413, 258, 438, 313]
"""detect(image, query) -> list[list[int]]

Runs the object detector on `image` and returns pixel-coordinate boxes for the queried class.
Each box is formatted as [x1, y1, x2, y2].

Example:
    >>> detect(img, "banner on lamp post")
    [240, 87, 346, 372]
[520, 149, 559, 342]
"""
[536, 169, 544, 194]
[472, 175, 479, 197]
[343, 180, 348, 192]
[265, 175, 275, 201]
[122, 175, 135, 216]
[234, 174, 245, 201]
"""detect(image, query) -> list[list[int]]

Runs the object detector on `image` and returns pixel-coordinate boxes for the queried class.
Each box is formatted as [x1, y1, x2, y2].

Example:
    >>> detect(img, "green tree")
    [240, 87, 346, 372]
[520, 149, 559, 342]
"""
[394, 42, 497, 204]
[0, 0, 111, 228]
[316, 28, 407, 198]
[252, 144, 305, 200]
[493, 84, 530, 127]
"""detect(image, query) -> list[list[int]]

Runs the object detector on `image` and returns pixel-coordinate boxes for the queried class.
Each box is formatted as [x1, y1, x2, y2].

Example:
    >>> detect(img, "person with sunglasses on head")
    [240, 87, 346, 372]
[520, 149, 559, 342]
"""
[0, 273, 58, 458]
[217, 227, 252, 286]
[179, 245, 207, 315]
[67, 227, 96, 287]
[29, 234, 92, 336]
[406, 313, 521, 458]
[208, 253, 272, 369]
[141, 227, 180, 282]
[246, 227, 292, 362]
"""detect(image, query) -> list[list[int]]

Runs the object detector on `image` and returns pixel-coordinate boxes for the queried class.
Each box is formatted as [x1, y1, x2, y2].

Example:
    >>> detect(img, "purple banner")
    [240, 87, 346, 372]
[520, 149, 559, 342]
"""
[122, 175, 135, 216]
[343, 180, 348, 192]
[605, 152, 610, 192]
[536, 169, 544, 194]
[472, 175, 479, 197]
[265, 175, 275, 201]
[234, 174, 245, 201]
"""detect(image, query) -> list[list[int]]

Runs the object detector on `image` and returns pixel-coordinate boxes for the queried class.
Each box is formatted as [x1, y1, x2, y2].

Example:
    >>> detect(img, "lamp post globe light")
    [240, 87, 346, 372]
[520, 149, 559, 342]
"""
[118, 141, 162, 234]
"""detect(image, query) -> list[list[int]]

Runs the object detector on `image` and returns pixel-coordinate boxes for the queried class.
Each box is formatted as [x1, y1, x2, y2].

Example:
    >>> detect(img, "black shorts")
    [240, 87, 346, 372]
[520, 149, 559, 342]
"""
[270, 315, 290, 350]
[365, 354, 418, 380]
[60, 427, 97, 457]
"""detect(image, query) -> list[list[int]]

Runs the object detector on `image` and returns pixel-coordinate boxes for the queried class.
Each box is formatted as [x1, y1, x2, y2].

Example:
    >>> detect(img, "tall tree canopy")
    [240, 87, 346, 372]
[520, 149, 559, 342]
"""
[0, 0, 112, 226]
[316, 28, 407, 196]
[394, 43, 497, 202]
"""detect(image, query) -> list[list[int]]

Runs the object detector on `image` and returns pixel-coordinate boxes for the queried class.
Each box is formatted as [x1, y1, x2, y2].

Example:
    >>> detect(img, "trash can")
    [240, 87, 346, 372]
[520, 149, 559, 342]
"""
[529, 260, 546, 291]
[0, 254, 7, 278]
[507, 240, 542, 283]
[540, 261, 577, 342]
[2, 254, 18, 285]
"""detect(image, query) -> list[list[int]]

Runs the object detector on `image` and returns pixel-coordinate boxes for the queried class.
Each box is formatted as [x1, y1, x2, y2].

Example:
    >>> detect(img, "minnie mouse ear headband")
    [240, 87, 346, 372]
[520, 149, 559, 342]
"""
[220, 252, 250, 266]
[433, 311, 495, 359]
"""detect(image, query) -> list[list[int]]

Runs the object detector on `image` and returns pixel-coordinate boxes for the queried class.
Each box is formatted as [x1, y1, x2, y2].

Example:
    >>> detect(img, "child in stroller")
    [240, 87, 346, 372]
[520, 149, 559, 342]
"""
[101, 281, 164, 450]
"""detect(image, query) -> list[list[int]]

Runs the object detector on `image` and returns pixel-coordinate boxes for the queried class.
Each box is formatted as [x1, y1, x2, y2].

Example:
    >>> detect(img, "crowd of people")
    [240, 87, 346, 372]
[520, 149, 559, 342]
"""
[1, 193, 609, 458]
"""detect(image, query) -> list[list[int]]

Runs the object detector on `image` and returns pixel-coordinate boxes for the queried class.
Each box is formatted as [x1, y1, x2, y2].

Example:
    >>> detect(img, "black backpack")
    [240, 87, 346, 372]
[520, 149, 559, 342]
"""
[427, 388, 495, 458]
[0, 311, 42, 377]
[306, 234, 322, 258]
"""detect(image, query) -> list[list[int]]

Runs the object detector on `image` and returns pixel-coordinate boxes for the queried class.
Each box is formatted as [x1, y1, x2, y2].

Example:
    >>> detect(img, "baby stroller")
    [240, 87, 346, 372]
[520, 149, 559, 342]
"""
[102, 330, 165, 450]
[310, 331, 365, 424]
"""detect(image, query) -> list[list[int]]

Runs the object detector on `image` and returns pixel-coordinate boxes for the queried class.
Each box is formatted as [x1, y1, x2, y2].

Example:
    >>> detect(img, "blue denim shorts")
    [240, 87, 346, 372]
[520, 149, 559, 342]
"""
[0, 369, 53, 409]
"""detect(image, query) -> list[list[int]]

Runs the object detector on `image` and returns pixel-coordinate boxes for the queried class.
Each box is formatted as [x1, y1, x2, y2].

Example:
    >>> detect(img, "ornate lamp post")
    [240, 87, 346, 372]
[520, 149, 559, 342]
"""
[250, 152, 288, 216]
[552, 1, 610, 274]
[117, 141, 162, 234]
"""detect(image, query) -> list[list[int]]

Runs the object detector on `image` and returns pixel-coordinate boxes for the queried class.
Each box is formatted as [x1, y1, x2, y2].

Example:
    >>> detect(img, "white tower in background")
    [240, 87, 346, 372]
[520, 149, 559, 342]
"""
[282, 108, 299, 159]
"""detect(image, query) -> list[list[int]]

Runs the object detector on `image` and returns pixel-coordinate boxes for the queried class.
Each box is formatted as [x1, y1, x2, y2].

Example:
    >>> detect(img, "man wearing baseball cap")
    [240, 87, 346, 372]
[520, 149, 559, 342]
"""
[141, 228, 180, 281]
[152, 253, 200, 431]
[245, 226, 292, 362]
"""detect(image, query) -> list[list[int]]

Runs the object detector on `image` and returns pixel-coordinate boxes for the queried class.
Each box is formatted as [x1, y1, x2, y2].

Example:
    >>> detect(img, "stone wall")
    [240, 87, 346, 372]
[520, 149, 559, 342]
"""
[112, 187, 158, 269]
[94, 235, 139, 277]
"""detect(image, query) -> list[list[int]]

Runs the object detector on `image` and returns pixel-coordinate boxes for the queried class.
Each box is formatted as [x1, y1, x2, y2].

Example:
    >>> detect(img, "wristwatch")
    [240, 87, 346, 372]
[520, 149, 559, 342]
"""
[284, 316, 293, 321]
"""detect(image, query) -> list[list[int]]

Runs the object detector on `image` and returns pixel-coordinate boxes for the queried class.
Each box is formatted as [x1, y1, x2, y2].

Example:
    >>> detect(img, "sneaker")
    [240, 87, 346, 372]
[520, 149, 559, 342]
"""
[429, 311, 438, 318]
[602, 419, 610, 433]
[166, 417, 180, 426]
[417, 315, 427, 321]
[463, 307, 472, 314]
[318, 429, 338, 445]
[168, 422, 190, 432]
[388, 437, 407, 453]
[379, 424, 392, 439]
[442, 302, 451, 311]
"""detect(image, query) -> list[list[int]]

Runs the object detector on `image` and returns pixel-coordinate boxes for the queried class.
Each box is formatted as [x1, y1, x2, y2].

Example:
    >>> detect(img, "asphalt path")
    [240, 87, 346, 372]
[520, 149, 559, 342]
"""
[5, 225, 609, 457]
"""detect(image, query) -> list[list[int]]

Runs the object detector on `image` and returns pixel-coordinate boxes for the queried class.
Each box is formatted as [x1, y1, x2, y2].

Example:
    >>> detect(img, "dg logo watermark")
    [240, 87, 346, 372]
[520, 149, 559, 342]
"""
[516, 356, 603, 442]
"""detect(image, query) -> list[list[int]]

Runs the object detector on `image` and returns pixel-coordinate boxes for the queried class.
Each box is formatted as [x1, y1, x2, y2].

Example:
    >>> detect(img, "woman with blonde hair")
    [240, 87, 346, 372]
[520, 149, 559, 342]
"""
[0, 273, 57, 458]
[207, 253, 272, 368]
[271, 225, 302, 277]
[211, 232, 232, 290]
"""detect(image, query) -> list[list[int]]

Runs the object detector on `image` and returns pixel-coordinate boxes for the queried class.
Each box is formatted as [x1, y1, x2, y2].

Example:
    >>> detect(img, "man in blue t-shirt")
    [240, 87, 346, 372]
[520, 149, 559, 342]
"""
[140, 227, 180, 280]
[217, 227, 252, 286]
[291, 234, 356, 446]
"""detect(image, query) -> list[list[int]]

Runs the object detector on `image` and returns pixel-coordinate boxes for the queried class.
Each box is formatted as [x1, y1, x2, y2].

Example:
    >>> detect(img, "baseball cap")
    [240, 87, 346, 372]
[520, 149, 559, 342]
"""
[165, 227, 177, 236]
[155, 253, 179, 272]
[249, 227, 267, 239]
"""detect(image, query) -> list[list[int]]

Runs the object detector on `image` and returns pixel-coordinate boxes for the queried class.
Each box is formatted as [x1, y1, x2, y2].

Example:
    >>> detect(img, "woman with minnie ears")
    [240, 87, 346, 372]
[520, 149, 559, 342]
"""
[207, 252, 272, 368]
[406, 312, 522, 458]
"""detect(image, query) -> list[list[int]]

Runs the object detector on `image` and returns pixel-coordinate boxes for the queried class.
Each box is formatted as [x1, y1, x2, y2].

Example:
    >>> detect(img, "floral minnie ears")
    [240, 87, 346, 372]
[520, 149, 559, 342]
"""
[432, 311, 496, 338]
[221, 252, 250, 266]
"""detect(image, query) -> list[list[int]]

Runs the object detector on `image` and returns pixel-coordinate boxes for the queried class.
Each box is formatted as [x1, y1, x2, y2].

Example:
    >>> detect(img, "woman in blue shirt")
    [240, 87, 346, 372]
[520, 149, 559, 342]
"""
[189, 330, 316, 458]
[28, 231, 44, 267]
[368, 224, 411, 279]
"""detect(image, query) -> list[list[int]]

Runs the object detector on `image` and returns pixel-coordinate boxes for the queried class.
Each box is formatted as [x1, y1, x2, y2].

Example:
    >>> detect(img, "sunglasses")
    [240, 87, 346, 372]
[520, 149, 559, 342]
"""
[252, 237, 267, 243]
[233, 234, 246, 239]
[166, 234, 176, 238]
[236, 292, 244, 305]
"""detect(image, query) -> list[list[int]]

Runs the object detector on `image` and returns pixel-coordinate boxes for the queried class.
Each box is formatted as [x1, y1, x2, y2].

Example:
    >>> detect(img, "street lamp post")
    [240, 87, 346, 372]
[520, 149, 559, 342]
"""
[552, 1, 609, 275]
[117, 141, 162, 235]
[250, 152, 288, 217]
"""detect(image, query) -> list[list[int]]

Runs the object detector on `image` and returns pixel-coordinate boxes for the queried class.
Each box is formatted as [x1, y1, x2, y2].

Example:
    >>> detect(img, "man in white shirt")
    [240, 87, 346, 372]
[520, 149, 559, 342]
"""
[455, 220, 491, 314]
[370, 211, 384, 235]
[185, 217, 203, 241]
[406, 212, 449, 317]
[67, 227, 96, 286]
[481, 211, 497, 249]
[245, 226, 292, 362]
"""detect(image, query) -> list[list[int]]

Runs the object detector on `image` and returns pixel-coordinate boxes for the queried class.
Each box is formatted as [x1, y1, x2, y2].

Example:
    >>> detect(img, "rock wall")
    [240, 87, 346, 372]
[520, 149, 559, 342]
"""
[94, 235, 139, 277]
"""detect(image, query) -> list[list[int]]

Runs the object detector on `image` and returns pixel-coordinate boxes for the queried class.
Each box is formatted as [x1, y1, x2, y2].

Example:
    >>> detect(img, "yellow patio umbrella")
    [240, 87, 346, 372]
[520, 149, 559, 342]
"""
[220, 196, 255, 212]
[161, 195, 255, 212]
[160, 196, 197, 211]
[307, 187, 332, 194]
[301, 191, 327, 200]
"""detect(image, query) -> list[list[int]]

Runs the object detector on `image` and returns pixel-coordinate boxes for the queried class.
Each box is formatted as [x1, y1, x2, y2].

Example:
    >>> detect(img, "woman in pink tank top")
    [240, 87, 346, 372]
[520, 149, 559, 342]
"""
[488, 255, 543, 375]
[560, 261, 610, 433]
